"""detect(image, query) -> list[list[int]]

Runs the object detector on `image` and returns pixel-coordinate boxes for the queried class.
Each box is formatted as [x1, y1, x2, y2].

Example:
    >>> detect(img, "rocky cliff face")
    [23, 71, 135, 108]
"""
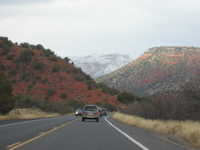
[97, 47, 200, 96]
[71, 54, 132, 78]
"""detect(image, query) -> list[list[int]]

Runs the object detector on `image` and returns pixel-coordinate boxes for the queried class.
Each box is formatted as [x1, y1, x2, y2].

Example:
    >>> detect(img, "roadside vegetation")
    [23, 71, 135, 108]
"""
[120, 76, 200, 121]
[0, 73, 115, 120]
[0, 108, 59, 120]
[112, 112, 200, 148]
[0, 73, 80, 120]
[0, 73, 15, 114]
[96, 83, 141, 105]
[0, 73, 61, 120]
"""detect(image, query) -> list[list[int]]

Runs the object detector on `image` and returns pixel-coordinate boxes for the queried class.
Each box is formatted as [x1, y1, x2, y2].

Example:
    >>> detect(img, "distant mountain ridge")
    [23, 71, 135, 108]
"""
[71, 54, 132, 78]
[97, 46, 200, 96]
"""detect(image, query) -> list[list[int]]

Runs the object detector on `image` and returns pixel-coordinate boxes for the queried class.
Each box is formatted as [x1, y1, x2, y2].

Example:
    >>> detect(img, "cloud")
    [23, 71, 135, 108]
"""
[0, 0, 199, 58]
[0, 0, 53, 5]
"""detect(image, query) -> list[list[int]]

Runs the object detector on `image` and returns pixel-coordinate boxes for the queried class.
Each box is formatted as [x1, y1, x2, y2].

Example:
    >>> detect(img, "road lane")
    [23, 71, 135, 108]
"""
[0, 120, 34, 126]
[0, 116, 191, 150]
[105, 118, 149, 150]
[9, 117, 189, 150]
[0, 115, 75, 148]
[14, 118, 141, 150]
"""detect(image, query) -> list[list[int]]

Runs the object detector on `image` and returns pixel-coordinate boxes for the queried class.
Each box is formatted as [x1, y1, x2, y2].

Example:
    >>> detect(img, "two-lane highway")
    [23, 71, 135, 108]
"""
[15, 118, 143, 150]
[0, 116, 190, 150]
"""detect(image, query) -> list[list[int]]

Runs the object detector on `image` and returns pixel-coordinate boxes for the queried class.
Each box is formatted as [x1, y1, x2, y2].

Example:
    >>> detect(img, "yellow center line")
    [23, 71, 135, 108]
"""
[7, 119, 77, 150]
[7, 142, 21, 149]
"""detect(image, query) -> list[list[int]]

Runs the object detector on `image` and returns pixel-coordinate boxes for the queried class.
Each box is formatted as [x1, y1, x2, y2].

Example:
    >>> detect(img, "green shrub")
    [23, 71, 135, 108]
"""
[72, 68, 93, 83]
[0, 74, 15, 114]
[32, 61, 45, 71]
[20, 43, 32, 49]
[73, 74, 85, 81]
[6, 54, 14, 60]
[60, 93, 67, 99]
[68, 100, 85, 109]
[52, 65, 61, 73]
[1, 45, 11, 55]
[63, 67, 71, 73]
[43, 100, 72, 114]
[20, 72, 31, 81]
[0, 37, 9, 41]
[27, 84, 34, 91]
[11, 80, 16, 84]
[20, 43, 45, 50]
[0, 37, 13, 55]
[47, 89, 56, 97]
[43, 49, 55, 57]
[8, 70, 17, 76]
[15, 95, 36, 108]
[85, 80, 96, 90]
[35, 44, 45, 50]
[15, 95, 72, 114]
[117, 92, 139, 104]
[97, 83, 119, 95]
[18, 49, 33, 64]
[64, 57, 70, 63]
[0, 64, 6, 71]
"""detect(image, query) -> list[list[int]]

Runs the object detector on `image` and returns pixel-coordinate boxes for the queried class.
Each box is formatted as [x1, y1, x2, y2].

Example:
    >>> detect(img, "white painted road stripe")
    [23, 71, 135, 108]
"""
[105, 118, 150, 150]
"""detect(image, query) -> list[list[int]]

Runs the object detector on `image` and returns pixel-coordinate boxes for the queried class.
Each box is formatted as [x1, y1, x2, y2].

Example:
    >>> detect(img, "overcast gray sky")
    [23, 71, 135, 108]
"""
[0, 0, 199, 58]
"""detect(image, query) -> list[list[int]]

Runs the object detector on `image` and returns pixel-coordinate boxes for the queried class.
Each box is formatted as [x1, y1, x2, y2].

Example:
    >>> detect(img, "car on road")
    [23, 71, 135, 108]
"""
[100, 108, 107, 116]
[74, 109, 82, 116]
[81, 105, 100, 122]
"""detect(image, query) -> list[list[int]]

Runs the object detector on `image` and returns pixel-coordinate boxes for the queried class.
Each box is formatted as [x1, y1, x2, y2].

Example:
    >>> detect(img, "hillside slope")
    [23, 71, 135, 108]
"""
[97, 47, 200, 96]
[71, 54, 132, 78]
[0, 37, 119, 105]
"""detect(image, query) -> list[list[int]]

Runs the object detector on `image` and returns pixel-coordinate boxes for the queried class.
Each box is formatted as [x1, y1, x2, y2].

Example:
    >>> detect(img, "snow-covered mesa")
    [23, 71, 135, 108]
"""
[71, 54, 132, 78]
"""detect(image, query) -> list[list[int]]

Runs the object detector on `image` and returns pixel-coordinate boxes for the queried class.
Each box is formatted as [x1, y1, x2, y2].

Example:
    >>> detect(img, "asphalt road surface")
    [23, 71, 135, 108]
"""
[0, 116, 191, 150]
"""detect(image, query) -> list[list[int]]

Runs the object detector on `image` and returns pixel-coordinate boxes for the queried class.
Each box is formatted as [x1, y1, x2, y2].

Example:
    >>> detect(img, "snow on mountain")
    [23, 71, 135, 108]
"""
[71, 54, 132, 78]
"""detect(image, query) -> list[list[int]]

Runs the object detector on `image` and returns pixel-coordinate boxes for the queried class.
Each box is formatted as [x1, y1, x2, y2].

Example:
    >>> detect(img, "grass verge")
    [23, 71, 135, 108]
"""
[0, 108, 60, 120]
[112, 112, 200, 148]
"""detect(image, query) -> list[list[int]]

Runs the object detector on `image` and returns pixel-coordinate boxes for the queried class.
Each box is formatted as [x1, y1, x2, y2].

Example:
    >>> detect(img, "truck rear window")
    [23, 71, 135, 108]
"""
[84, 106, 97, 111]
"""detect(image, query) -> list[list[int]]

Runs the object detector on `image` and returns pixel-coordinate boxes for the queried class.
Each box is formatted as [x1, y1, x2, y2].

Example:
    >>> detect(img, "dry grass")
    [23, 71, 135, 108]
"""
[112, 112, 200, 148]
[0, 108, 60, 120]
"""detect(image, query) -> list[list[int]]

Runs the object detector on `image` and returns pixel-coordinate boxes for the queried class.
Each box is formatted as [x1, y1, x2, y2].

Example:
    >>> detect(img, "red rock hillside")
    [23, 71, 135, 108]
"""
[97, 46, 200, 96]
[0, 37, 119, 106]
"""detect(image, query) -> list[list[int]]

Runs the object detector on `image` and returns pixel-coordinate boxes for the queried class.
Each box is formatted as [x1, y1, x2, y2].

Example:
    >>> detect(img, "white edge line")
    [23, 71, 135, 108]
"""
[105, 118, 150, 150]
[0, 116, 71, 128]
